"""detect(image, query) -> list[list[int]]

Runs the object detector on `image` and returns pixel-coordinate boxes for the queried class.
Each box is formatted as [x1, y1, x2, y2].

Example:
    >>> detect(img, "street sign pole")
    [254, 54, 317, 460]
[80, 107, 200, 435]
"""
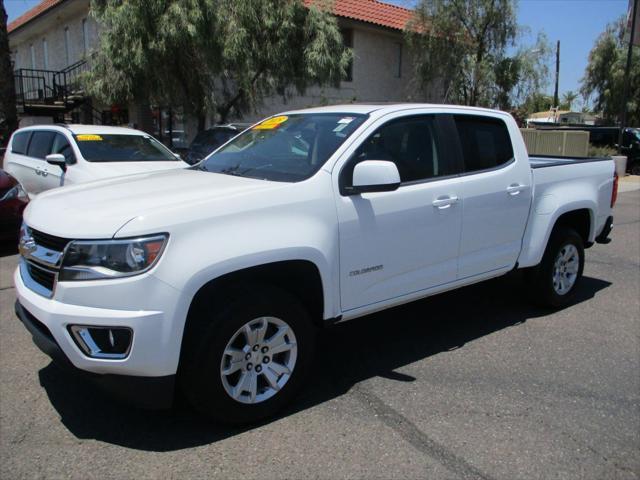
[619, 0, 638, 154]
[553, 40, 560, 110]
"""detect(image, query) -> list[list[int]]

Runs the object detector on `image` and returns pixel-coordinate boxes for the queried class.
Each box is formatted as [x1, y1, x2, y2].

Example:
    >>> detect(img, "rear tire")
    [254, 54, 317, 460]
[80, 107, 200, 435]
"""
[530, 227, 585, 308]
[180, 284, 316, 424]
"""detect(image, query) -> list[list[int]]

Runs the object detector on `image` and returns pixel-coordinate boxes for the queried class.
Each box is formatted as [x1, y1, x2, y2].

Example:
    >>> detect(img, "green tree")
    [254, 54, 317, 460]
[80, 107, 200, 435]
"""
[581, 16, 640, 125]
[560, 90, 578, 110]
[86, 0, 350, 129]
[0, 1, 18, 147]
[495, 32, 552, 111]
[407, 0, 518, 106]
[515, 92, 553, 120]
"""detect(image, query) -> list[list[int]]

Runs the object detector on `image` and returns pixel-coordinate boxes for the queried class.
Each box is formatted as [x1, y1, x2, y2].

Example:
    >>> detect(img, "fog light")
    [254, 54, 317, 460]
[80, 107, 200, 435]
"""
[69, 325, 133, 359]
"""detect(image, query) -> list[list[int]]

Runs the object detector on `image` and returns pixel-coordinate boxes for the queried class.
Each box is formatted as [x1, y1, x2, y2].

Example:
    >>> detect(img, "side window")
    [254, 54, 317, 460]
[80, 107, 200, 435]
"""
[52, 133, 75, 163]
[348, 115, 453, 184]
[454, 115, 514, 172]
[26, 131, 56, 160]
[11, 132, 31, 154]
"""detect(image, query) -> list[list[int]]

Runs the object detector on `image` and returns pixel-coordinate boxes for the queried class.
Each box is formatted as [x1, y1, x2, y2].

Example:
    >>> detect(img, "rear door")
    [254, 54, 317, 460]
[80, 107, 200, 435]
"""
[4, 131, 37, 195]
[24, 130, 58, 195]
[454, 114, 532, 279]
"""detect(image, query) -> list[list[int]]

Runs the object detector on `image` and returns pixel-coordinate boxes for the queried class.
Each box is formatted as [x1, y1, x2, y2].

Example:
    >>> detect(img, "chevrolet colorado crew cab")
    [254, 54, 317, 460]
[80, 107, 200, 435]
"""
[14, 104, 617, 424]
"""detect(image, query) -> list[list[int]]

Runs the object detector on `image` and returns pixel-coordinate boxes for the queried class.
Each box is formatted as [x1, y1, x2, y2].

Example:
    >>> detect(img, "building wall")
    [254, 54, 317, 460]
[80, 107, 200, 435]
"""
[10, 1, 97, 71]
[8, 4, 441, 142]
[251, 20, 439, 122]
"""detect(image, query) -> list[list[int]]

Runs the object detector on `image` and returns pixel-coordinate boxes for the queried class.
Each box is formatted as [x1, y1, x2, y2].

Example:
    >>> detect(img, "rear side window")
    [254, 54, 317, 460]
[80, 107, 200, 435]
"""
[11, 131, 31, 154]
[52, 133, 75, 163]
[454, 115, 514, 172]
[27, 131, 56, 159]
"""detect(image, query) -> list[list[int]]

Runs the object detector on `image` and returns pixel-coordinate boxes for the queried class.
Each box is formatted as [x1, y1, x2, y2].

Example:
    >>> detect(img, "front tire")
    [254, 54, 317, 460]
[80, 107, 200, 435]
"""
[530, 227, 585, 308]
[180, 285, 316, 424]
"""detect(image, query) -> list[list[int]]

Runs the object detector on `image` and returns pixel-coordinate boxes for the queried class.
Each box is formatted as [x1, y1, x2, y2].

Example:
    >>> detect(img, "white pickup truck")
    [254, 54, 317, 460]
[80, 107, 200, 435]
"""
[14, 104, 617, 424]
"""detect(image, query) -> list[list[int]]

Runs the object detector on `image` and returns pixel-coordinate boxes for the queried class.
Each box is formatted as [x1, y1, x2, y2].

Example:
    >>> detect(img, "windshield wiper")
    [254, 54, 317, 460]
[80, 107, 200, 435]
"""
[219, 163, 245, 176]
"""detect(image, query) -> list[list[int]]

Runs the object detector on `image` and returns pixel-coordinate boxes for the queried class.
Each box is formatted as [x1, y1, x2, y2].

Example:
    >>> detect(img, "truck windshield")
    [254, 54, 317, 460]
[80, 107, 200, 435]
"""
[196, 113, 367, 182]
[74, 134, 179, 162]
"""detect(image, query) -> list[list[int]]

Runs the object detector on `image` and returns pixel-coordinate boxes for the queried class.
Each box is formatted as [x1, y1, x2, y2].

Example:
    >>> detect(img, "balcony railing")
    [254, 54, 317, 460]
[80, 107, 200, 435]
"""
[14, 59, 90, 112]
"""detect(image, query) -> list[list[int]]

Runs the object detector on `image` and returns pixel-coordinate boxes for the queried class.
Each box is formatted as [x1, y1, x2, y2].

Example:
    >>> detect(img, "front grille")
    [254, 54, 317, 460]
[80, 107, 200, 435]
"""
[26, 262, 56, 292]
[30, 229, 71, 252]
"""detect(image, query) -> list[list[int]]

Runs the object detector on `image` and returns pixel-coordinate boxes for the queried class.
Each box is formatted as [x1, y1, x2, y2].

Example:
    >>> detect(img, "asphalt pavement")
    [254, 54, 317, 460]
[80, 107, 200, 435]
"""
[1, 190, 638, 480]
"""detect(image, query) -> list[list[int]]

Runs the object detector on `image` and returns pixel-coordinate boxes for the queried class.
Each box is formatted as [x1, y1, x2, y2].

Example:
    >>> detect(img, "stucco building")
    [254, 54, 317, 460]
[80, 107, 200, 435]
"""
[8, 0, 441, 147]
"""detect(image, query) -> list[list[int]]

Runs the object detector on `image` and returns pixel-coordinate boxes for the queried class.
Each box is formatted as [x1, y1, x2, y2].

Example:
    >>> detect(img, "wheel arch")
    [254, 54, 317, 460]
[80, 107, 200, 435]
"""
[186, 259, 326, 326]
[518, 201, 596, 268]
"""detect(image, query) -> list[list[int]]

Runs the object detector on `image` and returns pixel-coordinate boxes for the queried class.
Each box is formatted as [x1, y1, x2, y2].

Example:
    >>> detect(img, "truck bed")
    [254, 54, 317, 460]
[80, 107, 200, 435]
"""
[529, 155, 611, 169]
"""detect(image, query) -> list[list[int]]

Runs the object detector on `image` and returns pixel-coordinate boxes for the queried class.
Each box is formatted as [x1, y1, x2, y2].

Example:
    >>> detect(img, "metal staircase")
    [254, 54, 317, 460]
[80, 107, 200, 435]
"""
[14, 60, 95, 120]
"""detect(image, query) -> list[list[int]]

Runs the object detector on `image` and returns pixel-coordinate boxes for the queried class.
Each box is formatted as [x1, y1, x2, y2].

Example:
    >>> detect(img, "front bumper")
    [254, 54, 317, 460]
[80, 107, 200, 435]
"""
[13, 262, 188, 408]
[15, 301, 175, 409]
[14, 265, 184, 376]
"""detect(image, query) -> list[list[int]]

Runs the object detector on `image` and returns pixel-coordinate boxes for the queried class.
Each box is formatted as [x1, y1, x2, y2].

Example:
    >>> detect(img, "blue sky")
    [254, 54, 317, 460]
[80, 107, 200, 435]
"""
[4, 0, 630, 104]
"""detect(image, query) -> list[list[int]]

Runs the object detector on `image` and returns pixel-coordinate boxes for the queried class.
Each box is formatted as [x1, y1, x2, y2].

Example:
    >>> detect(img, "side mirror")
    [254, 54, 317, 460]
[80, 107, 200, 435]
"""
[347, 160, 401, 195]
[46, 153, 67, 172]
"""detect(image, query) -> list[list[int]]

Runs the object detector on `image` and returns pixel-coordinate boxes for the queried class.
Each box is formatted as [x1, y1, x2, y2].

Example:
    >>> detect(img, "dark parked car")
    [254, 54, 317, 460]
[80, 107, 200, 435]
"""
[184, 124, 251, 165]
[0, 169, 29, 245]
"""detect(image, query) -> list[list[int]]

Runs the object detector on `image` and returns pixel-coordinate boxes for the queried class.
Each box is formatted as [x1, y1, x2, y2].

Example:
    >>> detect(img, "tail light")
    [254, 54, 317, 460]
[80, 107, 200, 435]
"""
[611, 172, 618, 208]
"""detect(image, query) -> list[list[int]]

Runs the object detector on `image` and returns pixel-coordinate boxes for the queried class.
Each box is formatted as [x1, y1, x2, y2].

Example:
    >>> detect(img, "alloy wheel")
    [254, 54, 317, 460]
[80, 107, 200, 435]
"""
[552, 244, 580, 295]
[220, 316, 297, 404]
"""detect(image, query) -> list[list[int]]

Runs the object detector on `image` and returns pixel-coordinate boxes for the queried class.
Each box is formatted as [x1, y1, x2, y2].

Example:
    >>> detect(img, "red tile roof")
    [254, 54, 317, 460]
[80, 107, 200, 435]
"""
[7, 0, 65, 34]
[8, 0, 413, 34]
[305, 0, 413, 30]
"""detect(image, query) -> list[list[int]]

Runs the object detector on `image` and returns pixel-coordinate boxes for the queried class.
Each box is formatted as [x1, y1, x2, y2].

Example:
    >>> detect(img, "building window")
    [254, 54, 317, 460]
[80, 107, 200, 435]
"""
[64, 27, 71, 65]
[42, 39, 49, 69]
[82, 18, 89, 55]
[341, 28, 354, 82]
[30, 44, 35, 69]
[395, 42, 403, 78]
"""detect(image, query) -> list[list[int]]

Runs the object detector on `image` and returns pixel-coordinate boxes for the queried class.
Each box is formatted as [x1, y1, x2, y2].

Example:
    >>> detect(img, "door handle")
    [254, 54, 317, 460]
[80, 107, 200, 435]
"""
[35, 166, 43, 176]
[432, 195, 459, 209]
[506, 184, 525, 196]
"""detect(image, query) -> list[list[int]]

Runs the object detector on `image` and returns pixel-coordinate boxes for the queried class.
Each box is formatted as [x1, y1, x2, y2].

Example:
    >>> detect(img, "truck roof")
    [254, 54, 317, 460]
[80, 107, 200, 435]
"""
[281, 103, 510, 118]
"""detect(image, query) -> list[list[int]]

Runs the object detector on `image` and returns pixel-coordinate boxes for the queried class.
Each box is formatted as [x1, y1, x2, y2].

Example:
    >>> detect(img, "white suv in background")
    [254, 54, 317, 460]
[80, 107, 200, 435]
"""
[3, 125, 188, 197]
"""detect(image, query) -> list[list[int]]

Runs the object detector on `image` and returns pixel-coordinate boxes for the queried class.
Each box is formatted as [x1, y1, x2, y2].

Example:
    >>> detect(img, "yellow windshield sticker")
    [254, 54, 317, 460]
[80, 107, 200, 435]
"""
[253, 115, 288, 130]
[76, 134, 103, 141]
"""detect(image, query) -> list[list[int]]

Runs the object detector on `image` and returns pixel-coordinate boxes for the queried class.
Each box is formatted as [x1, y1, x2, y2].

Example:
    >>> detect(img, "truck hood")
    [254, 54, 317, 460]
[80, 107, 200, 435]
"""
[24, 168, 287, 238]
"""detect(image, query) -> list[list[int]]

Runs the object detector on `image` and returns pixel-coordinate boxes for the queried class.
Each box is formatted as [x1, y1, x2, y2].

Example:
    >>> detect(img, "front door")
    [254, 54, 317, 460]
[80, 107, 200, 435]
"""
[40, 133, 75, 190]
[335, 114, 463, 312]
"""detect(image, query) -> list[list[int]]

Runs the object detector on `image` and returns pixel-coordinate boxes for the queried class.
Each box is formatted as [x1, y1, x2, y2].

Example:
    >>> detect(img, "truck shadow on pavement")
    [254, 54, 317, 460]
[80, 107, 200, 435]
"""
[37, 273, 611, 452]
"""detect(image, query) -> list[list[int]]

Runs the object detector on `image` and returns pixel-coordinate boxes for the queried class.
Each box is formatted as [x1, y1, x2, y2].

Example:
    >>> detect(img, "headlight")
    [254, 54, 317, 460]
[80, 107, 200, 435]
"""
[0, 183, 28, 202]
[59, 234, 168, 281]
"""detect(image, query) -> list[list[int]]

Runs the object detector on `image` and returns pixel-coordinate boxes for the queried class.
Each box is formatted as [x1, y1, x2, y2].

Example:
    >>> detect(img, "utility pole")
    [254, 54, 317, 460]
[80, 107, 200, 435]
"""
[618, 0, 638, 154]
[553, 40, 560, 110]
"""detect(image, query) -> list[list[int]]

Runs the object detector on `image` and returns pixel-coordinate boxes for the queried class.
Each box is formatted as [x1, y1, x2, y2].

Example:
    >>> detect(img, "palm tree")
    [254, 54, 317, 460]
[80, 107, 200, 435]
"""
[562, 90, 578, 111]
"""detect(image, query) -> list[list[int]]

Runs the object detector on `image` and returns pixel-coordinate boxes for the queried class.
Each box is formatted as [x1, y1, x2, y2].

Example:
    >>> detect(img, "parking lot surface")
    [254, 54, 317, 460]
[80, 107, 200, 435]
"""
[1, 190, 638, 480]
